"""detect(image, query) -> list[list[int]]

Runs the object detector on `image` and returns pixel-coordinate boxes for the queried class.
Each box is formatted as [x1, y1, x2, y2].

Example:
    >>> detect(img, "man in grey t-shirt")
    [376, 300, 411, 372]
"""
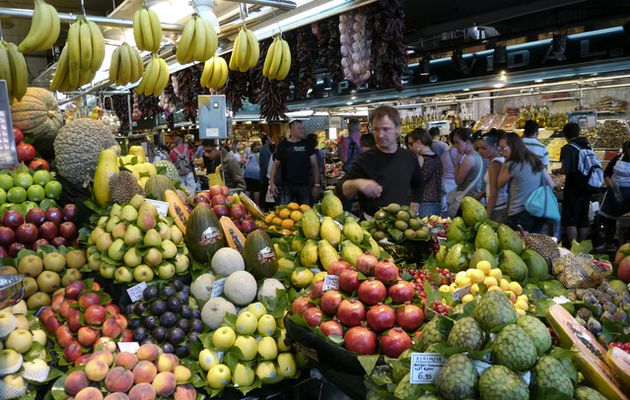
[522, 120, 549, 166]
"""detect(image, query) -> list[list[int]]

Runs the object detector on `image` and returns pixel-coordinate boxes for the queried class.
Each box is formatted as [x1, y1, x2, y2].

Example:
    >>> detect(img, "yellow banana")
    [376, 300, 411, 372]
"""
[79, 19, 92, 72]
[50, 45, 69, 91]
[139, 9, 154, 53]
[0, 44, 13, 96]
[202, 19, 218, 61]
[109, 46, 120, 83]
[200, 58, 213, 88]
[275, 39, 291, 80]
[236, 29, 248, 72]
[132, 9, 145, 50]
[192, 16, 206, 62]
[78, 68, 91, 86]
[127, 45, 139, 84]
[268, 36, 283, 79]
[209, 58, 222, 89]
[67, 20, 81, 87]
[215, 56, 228, 88]
[262, 36, 277, 77]
[147, 8, 162, 53]
[88, 20, 105, 73]
[153, 58, 169, 95]
[18, 0, 50, 52]
[176, 17, 196, 64]
[137, 56, 154, 95]
[229, 29, 242, 70]
[245, 29, 259, 69]
[43, 3, 61, 51]
[6, 42, 28, 101]
[145, 57, 161, 94]
[118, 44, 131, 84]
[132, 48, 145, 81]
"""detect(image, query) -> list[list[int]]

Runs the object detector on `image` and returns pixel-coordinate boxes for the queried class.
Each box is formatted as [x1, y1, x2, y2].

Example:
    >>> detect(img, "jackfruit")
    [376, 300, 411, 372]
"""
[435, 354, 478, 400]
[473, 291, 518, 331]
[492, 324, 538, 372]
[154, 159, 179, 181]
[478, 365, 529, 400]
[109, 171, 145, 204]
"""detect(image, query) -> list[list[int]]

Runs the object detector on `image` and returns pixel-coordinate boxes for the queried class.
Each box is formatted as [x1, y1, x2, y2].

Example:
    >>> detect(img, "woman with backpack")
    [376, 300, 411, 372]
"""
[244, 141, 262, 206]
[498, 132, 556, 233]
[598, 139, 630, 250]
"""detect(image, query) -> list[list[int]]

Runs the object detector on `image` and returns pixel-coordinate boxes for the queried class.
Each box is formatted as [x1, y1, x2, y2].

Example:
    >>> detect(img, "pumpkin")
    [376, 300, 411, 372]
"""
[10, 87, 63, 159]
[144, 175, 176, 201]
[184, 204, 225, 263]
[243, 230, 278, 280]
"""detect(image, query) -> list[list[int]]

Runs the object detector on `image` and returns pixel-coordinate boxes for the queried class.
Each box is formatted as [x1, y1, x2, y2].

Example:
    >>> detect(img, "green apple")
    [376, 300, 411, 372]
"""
[233, 363, 255, 387]
[207, 363, 231, 389]
[255, 361, 277, 382]
[246, 302, 267, 319]
[5, 328, 33, 354]
[257, 336, 278, 360]
[277, 329, 291, 352]
[174, 254, 189, 273]
[133, 265, 155, 282]
[212, 326, 236, 349]
[161, 239, 178, 259]
[143, 248, 163, 267]
[99, 263, 116, 279]
[30, 330, 46, 346]
[157, 263, 175, 280]
[123, 247, 143, 268]
[114, 266, 133, 283]
[277, 353, 297, 378]
[233, 335, 257, 361]
[257, 314, 277, 336]
[198, 349, 221, 371]
[235, 312, 257, 335]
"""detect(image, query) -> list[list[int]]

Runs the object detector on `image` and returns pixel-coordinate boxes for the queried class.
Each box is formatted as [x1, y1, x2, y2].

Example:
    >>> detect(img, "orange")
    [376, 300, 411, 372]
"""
[290, 211, 303, 222]
[287, 202, 300, 211]
[299, 204, 311, 213]
[272, 217, 283, 226]
[278, 208, 291, 219]
[281, 219, 295, 230]
[280, 228, 292, 236]
[264, 214, 275, 224]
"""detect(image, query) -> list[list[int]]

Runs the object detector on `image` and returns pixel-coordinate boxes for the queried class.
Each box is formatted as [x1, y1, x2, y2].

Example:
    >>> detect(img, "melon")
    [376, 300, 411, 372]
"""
[184, 205, 225, 263]
[191, 273, 216, 304]
[243, 230, 278, 280]
[224, 271, 257, 306]
[201, 297, 236, 330]
[257, 278, 285, 301]
[211, 247, 245, 277]
[144, 175, 176, 201]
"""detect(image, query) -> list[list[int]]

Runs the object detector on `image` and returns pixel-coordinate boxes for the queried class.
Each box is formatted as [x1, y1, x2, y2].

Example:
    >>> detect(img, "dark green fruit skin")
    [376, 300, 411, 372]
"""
[243, 230, 278, 280]
[473, 291, 518, 331]
[436, 354, 478, 400]
[574, 385, 608, 400]
[447, 317, 486, 352]
[184, 205, 225, 263]
[479, 365, 529, 400]
[492, 324, 538, 372]
[532, 356, 575, 398]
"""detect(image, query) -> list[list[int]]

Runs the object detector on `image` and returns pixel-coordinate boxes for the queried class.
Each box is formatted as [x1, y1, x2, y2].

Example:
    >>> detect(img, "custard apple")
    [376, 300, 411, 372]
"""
[532, 356, 574, 398]
[473, 290, 518, 331]
[447, 317, 486, 352]
[516, 316, 552, 356]
[491, 324, 537, 372]
[478, 365, 529, 400]
[574, 385, 607, 400]
[415, 318, 449, 351]
[154, 159, 179, 182]
[435, 354, 477, 400]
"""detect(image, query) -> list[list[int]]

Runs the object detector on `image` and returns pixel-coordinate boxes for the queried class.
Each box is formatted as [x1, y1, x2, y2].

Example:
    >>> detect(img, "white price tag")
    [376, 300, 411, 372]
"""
[552, 295, 571, 304]
[410, 353, 446, 384]
[146, 199, 169, 217]
[118, 342, 140, 354]
[322, 275, 340, 292]
[127, 282, 147, 303]
[452, 285, 471, 303]
[211, 278, 226, 298]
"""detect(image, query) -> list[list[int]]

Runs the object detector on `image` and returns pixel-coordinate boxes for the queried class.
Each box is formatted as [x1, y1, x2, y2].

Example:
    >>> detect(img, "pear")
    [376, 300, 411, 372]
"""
[110, 203, 122, 218]
[114, 266, 133, 283]
[138, 201, 158, 219]
[107, 239, 126, 262]
[129, 194, 145, 210]
[87, 252, 101, 271]
[123, 247, 142, 268]
[106, 216, 120, 233]
[120, 205, 139, 223]
[96, 233, 113, 253]
[136, 210, 156, 231]
[158, 223, 171, 241]
[90, 227, 105, 244]
[100, 263, 116, 279]
[170, 226, 183, 244]
[174, 254, 190, 273]
[144, 248, 163, 267]
[124, 225, 143, 246]
[161, 240, 178, 259]
[144, 229, 162, 247]
[111, 223, 127, 240]
[96, 216, 108, 228]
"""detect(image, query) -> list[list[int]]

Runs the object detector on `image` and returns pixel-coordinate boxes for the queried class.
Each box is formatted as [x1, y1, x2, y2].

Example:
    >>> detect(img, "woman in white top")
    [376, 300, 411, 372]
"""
[476, 130, 508, 223]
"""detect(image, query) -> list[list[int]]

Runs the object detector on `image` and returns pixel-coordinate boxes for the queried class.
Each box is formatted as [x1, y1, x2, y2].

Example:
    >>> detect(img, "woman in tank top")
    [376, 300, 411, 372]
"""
[476, 130, 508, 223]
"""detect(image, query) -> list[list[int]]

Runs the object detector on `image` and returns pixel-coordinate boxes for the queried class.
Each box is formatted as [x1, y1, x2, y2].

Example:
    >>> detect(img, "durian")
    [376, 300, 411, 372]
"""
[109, 171, 144, 204]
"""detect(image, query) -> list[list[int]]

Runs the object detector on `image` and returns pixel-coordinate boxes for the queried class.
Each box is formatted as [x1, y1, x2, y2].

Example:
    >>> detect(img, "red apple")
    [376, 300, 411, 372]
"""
[38, 221, 58, 240]
[29, 159, 49, 171]
[45, 208, 63, 225]
[3, 210, 24, 230]
[336, 299, 365, 327]
[84, 304, 106, 325]
[67, 309, 81, 332]
[320, 320, 344, 337]
[291, 295, 315, 316]
[303, 307, 323, 327]
[0, 227, 15, 246]
[619, 256, 630, 283]
[240, 219, 257, 233]
[208, 185, 223, 198]
[13, 128, 24, 144]
[320, 290, 343, 316]
[43, 315, 62, 334]
[366, 304, 396, 332]
[374, 259, 399, 284]
[212, 205, 229, 217]
[51, 236, 67, 247]
[380, 328, 412, 358]
[78, 292, 101, 310]
[59, 221, 77, 240]
[31, 238, 49, 250]
[395, 304, 424, 332]
[211, 195, 226, 206]
[614, 243, 630, 264]
[8, 242, 25, 257]
[16, 142, 36, 163]
[0, 246, 6, 258]
[63, 341, 83, 362]
[339, 269, 359, 294]
[229, 204, 246, 221]
[26, 208, 46, 226]
[310, 281, 324, 299]
[344, 326, 377, 355]
[388, 281, 415, 304]
[59, 300, 78, 319]
[63, 204, 78, 222]
[328, 260, 351, 276]
[355, 253, 378, 276]
[16, 223, 39, 244]
[51, 292, 64, 312]
[65, 281, 87, 300]
[358, 279, 387, 306]
[55, 325, 75, 347]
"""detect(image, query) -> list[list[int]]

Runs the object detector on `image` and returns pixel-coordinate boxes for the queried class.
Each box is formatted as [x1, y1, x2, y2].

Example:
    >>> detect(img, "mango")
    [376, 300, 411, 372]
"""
[321, 190, 343, 219]
[299, 240, 318, 267]
[343, 217, 364, 245]
[461, 196, 487, 227]
[290, 238, 304, 252]
[497, 224, 524, 255]
[318, 240, 339, 272]
[521, 249, 550, 281]
[301, 209, 321, 239]
[320, 217, 341, 247]
[340, 240, 363, 267]
[499, 250, 528, 283]
[475, 223, 500, 255]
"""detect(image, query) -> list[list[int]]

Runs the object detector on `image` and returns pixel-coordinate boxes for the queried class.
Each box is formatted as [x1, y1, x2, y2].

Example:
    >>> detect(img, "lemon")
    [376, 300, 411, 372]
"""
[466, 269, 485, 284]
[476, 260, 492, 275]
[483, 276, 498, 287]
[462, 294, 475, 304]
[489, 268, 503, 281]
[508, 281, 523, 295]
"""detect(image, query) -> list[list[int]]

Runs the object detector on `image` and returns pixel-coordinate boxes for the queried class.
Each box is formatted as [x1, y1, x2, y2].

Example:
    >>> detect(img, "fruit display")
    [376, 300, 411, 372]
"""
[593, 119, 630, 149]
[229, 26, 260, 73]
[191, 185, 257, 235]
[201, 55, 229, 90]
[50, 16, 105, 92]
[132, 7, 163, 53]
[108, 43, 145, 86]
[55, 344, 195, 400]
[0, 164, 62, 211]
[262, 35, 292, 80]
[0, 40, 28, 103]
[262, 202, 309, 236]
[87, 195, 190, 284]
[175, 14, 218, 64]
[124, 279, 204, 357]
[18, 0, 60, 53]
[363, 202, 431, 243]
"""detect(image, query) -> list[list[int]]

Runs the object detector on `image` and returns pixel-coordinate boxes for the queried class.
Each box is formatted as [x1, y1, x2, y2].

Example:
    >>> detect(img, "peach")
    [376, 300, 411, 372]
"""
[173, 365, 191, 383]
[104, 366, 134, 393]
[136, 343, 160, 361]
[133, 360, 157, 384]
[104, 394, 129, 400]
[92, 350, 115, 366]
[156, 354, 176, 372]
[128, 383, 156, 400]
[152, 371, 176, 396]
[85, 358, 110, 382]
[173, 384, 196, 400]
[102, 318, 123, 339]
[64, 370, 89, 396]
[75, 387, 104, 400]
[115, 352, 138, 370]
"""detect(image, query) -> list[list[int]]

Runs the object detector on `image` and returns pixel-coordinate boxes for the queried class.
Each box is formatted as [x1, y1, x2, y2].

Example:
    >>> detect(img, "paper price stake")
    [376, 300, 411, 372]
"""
[410, 353, 446, 384]
[146, 199, 169, 217]
[118, 342, 140, 354]
[452, 285, 471, 302]
[211, 278, 226, 298]
[127, 282, 148, 302]
[322, 275, 340, 292]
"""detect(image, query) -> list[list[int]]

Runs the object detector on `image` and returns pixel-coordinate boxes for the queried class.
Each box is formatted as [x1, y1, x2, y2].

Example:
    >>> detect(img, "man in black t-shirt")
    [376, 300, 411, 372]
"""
[269, 120, 321, 205]
[338, 106, 422, 216]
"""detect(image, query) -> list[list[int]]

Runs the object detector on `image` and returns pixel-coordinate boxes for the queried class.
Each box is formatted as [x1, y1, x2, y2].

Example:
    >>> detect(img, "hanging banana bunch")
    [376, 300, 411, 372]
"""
[132, 7, 163, 53]
[109, 43, 145, 86]
[201, 56, 229, 90]
[0, 41, 28, 102]
[229, 27, 259, 72]
[18, 0, 60, 52]
[175, 15, 218, 64]
[50, 16, 105, 92]
[263, 35, 291, 80]
[136, 54, 169, 96]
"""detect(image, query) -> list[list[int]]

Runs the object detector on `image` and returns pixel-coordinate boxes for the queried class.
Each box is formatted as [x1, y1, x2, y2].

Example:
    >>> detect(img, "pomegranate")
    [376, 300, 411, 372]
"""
[336, 299, 365, 327]
[320, 320, 344, 337]
[240, 219, 257, 233]
[374, 259, 399, 283]
[388, 281, 415, 304]
[344, 326, 377, 355]
[291, 296, 315, 316]
[328, 260, 351, 276]
[212, 205, 229, 218]
[320, 290, 343, 315]
[208, 185, 223, 198]
[366, 304, 396, 332]
[380, 328, 413, 358]
[16, 142, 36, 163]
[339, 268, 359, 294]
[395, 304, 424, 332]
[229, 204, 247, 221]
[358, 279, 387, 305]
[193, 195, 210, 204]
[310, 281, 324, 299]
[13, 128, 24, 144]
[355, 253, 378, 276]
[303, 307, 323, 327]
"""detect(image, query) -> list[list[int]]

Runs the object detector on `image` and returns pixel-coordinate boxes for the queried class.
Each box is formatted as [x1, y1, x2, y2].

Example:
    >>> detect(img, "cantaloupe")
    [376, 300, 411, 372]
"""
[224, 271, 257, 306]
[211, 248, 245, 277]
[201, 297, 236, 330]
[257, 278, 285, 301]
[191, 273, 216, 304]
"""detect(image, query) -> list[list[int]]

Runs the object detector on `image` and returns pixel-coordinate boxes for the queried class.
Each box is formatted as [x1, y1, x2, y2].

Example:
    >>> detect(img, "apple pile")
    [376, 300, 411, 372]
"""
[0, 300, 51, 400]
[86, 195, 190, 284]
[59, 344, 196, 400]
[5, 248, 87, 310]
[291, 254, 425, 358]
[0, 166, 62, 215]
[192, 185, 257, 234]
[125, 279, 204, 358]
[0, 203, 79, 257]
[197, 301, 300, 394]
[13, 127, 49, 170]
[37, 279, 131, 364]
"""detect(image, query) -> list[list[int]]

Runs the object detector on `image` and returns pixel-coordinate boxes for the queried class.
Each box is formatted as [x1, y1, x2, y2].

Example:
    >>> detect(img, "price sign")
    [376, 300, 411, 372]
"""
[552, 295, 571, 304]
[146, 199, 169, 217]
[409, 353, 446, 384]
[127, 282, 148, 302]
[452, 285, 471, 302]
[0, 81, 18, 168]
[211, 278, 226, 298]
[118, 342, 140, 354]
[322, 275, 340, 292]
